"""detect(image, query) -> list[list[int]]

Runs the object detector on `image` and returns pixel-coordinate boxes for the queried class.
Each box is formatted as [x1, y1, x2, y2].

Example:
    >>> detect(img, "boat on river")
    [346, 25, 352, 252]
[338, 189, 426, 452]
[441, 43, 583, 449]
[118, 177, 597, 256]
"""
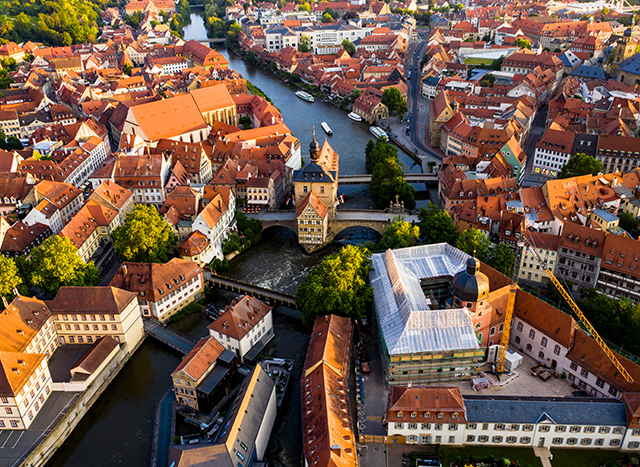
[370, 126, 388, 140]
[348, 112, 362, 122]
[321, 121, 332, 135]
[295, 90, 315, 102]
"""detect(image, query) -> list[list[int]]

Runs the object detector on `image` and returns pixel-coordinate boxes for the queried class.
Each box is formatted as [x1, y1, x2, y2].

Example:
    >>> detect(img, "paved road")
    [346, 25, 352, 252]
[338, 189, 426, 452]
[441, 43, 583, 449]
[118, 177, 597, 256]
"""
[335, 211, 419, 223]
[521, 104, 553, 187]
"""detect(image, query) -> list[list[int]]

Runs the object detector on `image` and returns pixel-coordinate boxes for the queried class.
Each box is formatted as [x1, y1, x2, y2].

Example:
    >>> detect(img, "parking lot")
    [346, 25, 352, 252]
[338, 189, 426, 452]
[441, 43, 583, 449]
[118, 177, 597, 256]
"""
[0, 392, 80, 467]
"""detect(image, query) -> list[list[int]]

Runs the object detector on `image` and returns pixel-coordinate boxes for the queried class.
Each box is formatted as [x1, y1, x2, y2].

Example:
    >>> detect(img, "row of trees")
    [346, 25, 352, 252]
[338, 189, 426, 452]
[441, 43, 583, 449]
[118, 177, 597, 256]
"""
[0, 236, 99, 301]
[365, 138, 416, 210]
[0, 0, 111, 46]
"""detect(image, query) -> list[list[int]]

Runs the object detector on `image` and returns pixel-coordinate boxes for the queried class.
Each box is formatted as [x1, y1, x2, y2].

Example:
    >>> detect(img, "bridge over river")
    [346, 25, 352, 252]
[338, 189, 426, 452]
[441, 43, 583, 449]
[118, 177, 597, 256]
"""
[337, 173, 438, 185]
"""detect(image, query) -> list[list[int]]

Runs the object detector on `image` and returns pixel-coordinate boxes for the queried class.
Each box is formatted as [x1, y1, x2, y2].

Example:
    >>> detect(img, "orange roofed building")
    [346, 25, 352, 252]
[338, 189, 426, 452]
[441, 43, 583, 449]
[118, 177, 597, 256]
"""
[108, 259, 204, 322]
[208, 295, 274, 363]
[301, 314, 356, 467]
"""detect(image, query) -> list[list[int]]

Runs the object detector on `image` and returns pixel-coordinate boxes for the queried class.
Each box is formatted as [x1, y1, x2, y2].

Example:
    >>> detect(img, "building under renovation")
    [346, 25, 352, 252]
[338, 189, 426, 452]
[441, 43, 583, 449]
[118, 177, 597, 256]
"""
[370, 244, 494, 386]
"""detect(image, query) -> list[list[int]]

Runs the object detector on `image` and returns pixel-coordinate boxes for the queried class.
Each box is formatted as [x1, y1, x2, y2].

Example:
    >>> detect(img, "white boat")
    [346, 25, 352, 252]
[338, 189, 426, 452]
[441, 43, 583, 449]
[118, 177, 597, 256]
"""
[295, 90, 315, 102]
[321, 121, 332, 135]
[348, 112, 362, 122]
[370, 126, 388, 140]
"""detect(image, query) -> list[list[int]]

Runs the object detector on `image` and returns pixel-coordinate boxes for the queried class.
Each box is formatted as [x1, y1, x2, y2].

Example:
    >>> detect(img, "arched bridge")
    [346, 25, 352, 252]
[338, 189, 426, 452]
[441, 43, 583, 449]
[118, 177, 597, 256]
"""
[338, 173, 438, 185]
[251, 209, 419, 238]
[208, 274, 297, 308]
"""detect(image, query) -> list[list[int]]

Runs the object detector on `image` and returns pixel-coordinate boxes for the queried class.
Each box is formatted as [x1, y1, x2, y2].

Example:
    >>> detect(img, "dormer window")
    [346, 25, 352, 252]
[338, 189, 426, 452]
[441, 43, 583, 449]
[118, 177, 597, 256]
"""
[397, 411, 403, 419]
[411, 412, 417, 419]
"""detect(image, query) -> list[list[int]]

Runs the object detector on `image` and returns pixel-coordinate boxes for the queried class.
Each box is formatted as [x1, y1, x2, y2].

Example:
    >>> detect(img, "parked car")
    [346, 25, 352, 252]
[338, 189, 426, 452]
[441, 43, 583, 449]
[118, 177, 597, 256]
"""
[361, 361, 371, 373]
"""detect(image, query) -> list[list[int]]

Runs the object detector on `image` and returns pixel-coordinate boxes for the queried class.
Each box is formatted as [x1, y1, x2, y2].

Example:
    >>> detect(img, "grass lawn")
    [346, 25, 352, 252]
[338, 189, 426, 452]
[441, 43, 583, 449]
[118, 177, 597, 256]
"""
[550, 448, 630, 467]
[463, 57, 495, 66]
[438, 446, 543, 467]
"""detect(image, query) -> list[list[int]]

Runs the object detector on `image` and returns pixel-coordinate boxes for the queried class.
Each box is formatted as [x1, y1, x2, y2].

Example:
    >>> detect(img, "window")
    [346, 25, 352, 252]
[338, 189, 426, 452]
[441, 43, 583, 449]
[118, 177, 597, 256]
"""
[10, 421, 18, 428]
[236, 452, 245, 461]
[507, 436, 517, 444]
[5, 408, 12, 414]
[610, 439, 621, 446]
[435, 423, 442, 430]
[599, 427, 610, 434]
[581, 369, 589, 378]
[554, 345, 561, 355]
[495, 424, 505, 431]
[526, 343, 532, 352]
[421, 423, 430, 430]
[517, 322, 523, 332]
[555, 425, 566, 433]
[595, 438, 604, 446]
[520, 437, 531, 444]
[468, 423, 477, 430]
[570, 426, 581, 433]
[567, 438, 578, 445]
[395, 423, 403, 429]
[540, 425, 550, 433]
[449, 424, 458, 431]
[467, 435, 476, 442]
[490, 327, 495, 336]
[435, 436, 441, 443]
[408, 423, 417, 430]
[541, 337, 547, 347]
[0, 397, 6, 404]
[552, 437, 563, 445]
[515, 336, 521, 345]
[596, 378, 605, 388]
[529, 329, 535, 339]
[633, 429, 640, 436]
[538, 351, 545, 360]
[613, 427, 624, 434]
[523, 425, 534, 432]
[629, 441, 640, 449]
[585, 426, 595, 433]
[570, 362, 578, 371]
[420, 435, 430, 444]
[492, 436, 503, 443]
[609, 386, 618, 397]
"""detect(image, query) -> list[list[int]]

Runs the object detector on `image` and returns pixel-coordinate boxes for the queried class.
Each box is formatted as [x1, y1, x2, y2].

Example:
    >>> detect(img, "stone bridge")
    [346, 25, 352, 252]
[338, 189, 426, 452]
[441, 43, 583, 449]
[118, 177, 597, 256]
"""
[251, 209, 420, 248]
[338, 173, 438, 185]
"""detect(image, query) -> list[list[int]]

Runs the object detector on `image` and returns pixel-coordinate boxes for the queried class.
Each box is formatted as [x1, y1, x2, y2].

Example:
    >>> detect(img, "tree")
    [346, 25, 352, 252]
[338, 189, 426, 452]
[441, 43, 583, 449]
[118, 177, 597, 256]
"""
[342, 38, 356, 56]
[349, 88, 362, 103]
[490, 56, 505, 71]
[299, 34, 312, 53]
[322, 12, 334, 23]
[558, 153, 603, 179]
[366, 136, 397, 173]
[298, 2, 310, 12]
[514, 38, 532, 50]
[111, 205, 177, 263]
[381, 87, 407, 117]
[0, 256, 23, 306]
[619, 211, 639, 233]
[29, 236, 99, 295]
[1, 57, 17, 72]
[602, 6, 610, 15]
[418, 204, 459, 245]
[379, 216, 420, 250]
[122, 62, 132, 76]
[486, 243, 515, 276]
[0, 69, 14, 90]
[370, 156, 416, 210]
[296, 245, 372, 325]
[0, 129, 22, 150]
[455, 228, 490, 262]
[479, 73, 495, 88]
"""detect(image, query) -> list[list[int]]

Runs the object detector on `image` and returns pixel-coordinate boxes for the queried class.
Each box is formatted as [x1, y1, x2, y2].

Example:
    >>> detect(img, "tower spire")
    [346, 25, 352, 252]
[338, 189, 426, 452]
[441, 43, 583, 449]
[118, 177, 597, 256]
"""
[309, 127, 319, 161]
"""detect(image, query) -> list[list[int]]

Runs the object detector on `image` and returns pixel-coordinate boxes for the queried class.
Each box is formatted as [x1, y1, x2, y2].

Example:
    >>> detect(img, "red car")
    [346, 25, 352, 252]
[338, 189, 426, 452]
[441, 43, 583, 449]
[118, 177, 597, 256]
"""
[361, 361, 370, 373]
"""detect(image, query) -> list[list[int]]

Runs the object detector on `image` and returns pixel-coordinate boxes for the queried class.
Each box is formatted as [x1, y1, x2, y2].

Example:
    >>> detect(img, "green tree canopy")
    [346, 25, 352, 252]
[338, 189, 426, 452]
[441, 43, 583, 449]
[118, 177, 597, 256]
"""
[514, 37, 532, 50]
[296, 245, 373, 325]
[299, 34, 312, 53]
[367, 138, 416, 210]
[379, 216, 420, 250]
[111, 205, 177, 263]
[341, 38, 356, 56]
[455, 228, 490, 262]
[322, 12, 333, 23]
[381, 87, 408, 117]
[619, 211, 639, 233]
[366, 136, 398, 173]
[558, 153, 603, 179]
[486, 243, 516, 276]
[0, 69, 15, 90]
[29, 236, 99, 295]
[0, 128, 23, 150]
[418, 204, 459, 245]
[0, 255, 23, 307]
[350, 88, 362, 103]
[579, 288, 640, 356]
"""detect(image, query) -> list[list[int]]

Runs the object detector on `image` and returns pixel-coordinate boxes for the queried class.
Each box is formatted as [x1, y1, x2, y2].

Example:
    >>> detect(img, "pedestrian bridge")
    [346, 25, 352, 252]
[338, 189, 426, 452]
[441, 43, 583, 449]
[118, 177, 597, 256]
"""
[143, 319, 195, 355]
[208, 275, 297, 308]
[338, 173, 438, 185]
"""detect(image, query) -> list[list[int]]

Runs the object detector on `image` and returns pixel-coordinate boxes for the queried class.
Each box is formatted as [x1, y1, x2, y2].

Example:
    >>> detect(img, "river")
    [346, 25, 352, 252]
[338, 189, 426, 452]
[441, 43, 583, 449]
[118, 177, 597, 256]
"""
[46, 12, 418, 467]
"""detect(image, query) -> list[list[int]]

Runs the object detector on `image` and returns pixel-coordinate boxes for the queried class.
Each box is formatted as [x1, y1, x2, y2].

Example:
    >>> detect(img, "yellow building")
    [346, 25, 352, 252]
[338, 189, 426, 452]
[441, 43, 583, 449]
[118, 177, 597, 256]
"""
[429, 91, 455, 147]
[296, 192, 329, 247]
[589, 208, 620, 232]
[47, 287, 145, 348]
[293, 131, 339, 220]
[519, 232, 560, 285]
[611, 29, 637, 75]
[190, 85, 239, 128]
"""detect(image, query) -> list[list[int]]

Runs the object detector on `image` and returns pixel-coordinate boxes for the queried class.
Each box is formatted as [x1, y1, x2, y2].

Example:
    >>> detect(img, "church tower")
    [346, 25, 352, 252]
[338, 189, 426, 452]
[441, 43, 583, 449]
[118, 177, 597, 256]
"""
[612, 28, 637, 75]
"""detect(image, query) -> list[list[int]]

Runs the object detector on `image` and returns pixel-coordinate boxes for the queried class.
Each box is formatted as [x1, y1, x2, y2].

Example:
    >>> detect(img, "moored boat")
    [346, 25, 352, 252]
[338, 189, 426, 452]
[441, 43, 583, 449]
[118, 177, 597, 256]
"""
[295, 90, 315, 102]
[321, 121, 332, 135]
[370, 126, 388, 140]
[348, 112, 362, 122]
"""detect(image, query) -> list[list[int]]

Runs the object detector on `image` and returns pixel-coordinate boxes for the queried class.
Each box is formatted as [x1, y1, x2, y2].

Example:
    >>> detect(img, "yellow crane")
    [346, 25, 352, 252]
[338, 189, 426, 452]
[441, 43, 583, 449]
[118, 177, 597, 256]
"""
[496, 230, 634, 383]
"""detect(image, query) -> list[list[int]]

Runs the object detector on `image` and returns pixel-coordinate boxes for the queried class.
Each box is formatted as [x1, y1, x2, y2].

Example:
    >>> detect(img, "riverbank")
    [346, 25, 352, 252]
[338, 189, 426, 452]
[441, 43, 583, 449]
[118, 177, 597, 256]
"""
[22, 336, 145, 467]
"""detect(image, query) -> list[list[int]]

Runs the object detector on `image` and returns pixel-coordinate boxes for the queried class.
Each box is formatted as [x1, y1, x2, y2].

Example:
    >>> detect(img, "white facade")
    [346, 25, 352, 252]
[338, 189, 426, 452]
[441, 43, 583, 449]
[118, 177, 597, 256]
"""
[0, 358, 53, 430]
[389, 421, 465, 445]
[510, 316, 570, 373]
[533, 146, 571, 178]
[209, 309, 274, 362]
[142, 273, 204, 321]
[192, 191, 236, 260]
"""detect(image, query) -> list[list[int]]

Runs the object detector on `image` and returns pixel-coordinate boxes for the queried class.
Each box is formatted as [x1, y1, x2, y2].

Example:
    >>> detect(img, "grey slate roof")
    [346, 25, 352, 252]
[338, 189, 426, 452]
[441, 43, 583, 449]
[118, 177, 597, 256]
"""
[464, 396, 627, 426]
[570, 65, 606, 80]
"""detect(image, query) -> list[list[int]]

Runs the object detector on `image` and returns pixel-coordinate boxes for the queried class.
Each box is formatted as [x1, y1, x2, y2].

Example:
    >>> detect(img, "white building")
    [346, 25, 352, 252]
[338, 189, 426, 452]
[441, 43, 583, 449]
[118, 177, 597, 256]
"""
[192, 188, 235, 260]
[208, 295, 274, 362]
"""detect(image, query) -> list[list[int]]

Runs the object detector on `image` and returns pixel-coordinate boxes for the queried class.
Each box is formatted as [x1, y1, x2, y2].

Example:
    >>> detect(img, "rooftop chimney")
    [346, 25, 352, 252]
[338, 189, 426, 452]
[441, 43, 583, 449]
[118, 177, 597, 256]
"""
[122, 264, 128, 275]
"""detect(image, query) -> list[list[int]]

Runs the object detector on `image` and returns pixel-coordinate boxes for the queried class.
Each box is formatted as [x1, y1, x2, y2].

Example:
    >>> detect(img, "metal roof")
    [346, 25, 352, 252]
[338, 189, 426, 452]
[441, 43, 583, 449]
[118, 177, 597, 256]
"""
[370, 244, 480, 355]
[464, 396, 627, 426]
[197, 365, 230, 395]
